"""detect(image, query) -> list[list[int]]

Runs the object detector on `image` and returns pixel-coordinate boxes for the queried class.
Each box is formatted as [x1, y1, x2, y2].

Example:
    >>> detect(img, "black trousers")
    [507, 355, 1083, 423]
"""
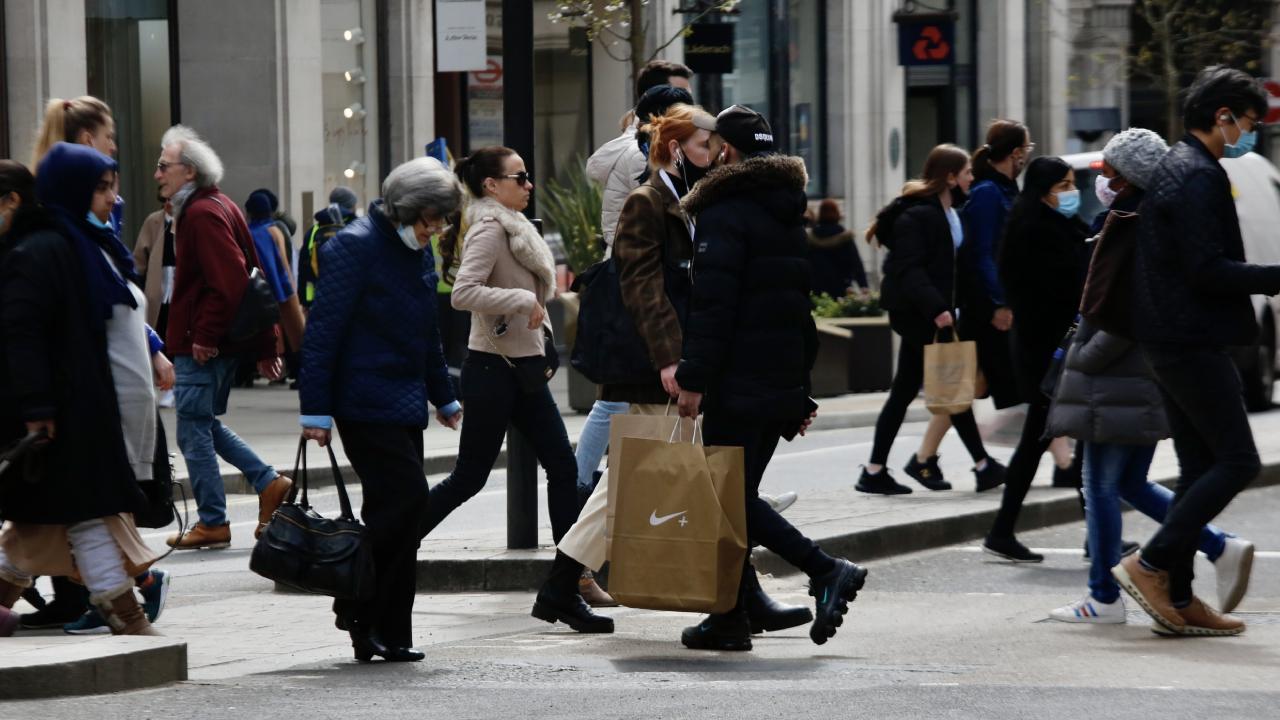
[422, 351, 582, 543]
[703, 412, 834, 579]
[869, 337, 989, 466]
[988, 400, 1051, 539]
[1141, 345, 1260, 603]
[335, 419, 427, 648]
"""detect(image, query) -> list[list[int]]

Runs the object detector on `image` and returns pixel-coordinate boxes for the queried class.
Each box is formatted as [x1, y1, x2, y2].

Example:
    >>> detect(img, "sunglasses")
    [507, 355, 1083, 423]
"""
[497, 172, 531, 186]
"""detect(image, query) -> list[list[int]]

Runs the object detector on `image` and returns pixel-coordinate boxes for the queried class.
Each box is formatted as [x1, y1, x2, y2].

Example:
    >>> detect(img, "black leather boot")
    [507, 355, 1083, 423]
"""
[681, 610, 752, 651]
[743, 564, 812, 633]
[531, 552, 614, 634]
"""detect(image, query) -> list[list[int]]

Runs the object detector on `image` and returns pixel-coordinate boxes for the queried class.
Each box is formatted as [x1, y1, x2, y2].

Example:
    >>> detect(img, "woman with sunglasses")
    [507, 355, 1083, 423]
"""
[423, 146, 612, 634]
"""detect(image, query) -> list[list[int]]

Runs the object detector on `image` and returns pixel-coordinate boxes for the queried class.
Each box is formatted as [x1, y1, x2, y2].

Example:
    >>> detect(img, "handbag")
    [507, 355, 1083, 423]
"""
[569, 258, 658, 385]
[250, 437, 375, 601]
[1039, 316, 1080, 399]
[923, 329, 978, 415]
[133, 412, 177, 529]
[202, 195, 281, 343]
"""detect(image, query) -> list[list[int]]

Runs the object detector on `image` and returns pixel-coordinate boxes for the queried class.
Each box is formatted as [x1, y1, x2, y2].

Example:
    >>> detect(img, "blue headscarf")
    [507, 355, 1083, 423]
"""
[35, 142, 139, 319]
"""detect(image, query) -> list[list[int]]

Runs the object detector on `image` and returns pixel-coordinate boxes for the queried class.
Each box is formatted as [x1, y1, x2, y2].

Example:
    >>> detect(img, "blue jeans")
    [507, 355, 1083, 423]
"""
[574, 400, 629, 490]
[1083, 441, 1229, 603]
[175, 356, 278, 526]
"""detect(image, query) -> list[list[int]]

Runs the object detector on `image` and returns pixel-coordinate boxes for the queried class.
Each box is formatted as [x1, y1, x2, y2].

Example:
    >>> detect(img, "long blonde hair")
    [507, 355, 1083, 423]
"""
[865, 144, 970, 243]
[640, 104, 715, 169]
[31, 96, 113, 170]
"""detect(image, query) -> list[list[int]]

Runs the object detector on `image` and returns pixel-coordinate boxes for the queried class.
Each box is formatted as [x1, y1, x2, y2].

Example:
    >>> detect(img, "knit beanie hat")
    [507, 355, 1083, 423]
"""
[329, 186, 358, 215]
[1102, 128, 1169, 190]
[245, 189, 275, 218]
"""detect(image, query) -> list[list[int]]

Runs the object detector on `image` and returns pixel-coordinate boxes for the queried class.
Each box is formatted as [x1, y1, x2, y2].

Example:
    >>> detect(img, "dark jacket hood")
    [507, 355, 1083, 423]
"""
[873, 194, 940, 251]
[35, 142, 118, 220]
[682, 154, 809, 222]
[313, 206, 357, 226]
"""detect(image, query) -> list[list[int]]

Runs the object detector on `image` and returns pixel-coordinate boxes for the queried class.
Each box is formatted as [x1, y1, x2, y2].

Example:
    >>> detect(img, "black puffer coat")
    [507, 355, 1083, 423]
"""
[999, 203, 1091, 402]
[1132, 134, 1280, 346]
[0, 211, 145, 523]
[1045, 318, 1170, 445]
[876, 194, 959, 345]
[676, 154, 817, 423]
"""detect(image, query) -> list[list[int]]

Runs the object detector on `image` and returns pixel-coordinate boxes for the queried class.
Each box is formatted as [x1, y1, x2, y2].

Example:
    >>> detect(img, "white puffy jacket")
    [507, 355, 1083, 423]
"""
[586, 122, 647, 253]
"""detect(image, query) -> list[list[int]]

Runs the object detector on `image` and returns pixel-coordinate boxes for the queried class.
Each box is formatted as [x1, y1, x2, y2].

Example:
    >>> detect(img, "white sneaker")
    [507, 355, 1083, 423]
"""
[1213, 537, 1254, 613]
[761, 491, 798, 514]
[1049, 594, 1126, 624]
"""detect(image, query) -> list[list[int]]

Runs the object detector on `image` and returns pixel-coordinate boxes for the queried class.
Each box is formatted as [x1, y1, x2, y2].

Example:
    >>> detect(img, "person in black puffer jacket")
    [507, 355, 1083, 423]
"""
[981, 156, 1091, 564]
[674, 105, 867, 653]
[1118, 67, 1280, 637]
[858, 144, 1006, 496]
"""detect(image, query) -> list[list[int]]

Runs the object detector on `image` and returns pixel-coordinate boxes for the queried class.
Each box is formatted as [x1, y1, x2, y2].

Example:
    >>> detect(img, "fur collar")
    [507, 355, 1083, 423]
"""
[682, 155, 808, 216]
[464, 196, 556, 301]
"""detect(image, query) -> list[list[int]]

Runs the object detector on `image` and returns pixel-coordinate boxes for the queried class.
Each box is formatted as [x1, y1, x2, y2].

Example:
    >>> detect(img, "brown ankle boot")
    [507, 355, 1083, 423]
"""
[93, 583, 161, 636]
[166, 522, 232, 549]
[578, 570, 618, 608]
[256, 475, 293, 538]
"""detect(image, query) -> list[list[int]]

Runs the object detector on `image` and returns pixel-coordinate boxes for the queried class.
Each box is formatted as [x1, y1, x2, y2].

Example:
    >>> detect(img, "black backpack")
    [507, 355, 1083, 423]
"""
[570, 258, 659, 386]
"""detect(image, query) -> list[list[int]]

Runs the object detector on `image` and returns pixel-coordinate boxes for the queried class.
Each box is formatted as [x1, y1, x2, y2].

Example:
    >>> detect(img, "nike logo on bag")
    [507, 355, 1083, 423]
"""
[649, 510, 688, 527]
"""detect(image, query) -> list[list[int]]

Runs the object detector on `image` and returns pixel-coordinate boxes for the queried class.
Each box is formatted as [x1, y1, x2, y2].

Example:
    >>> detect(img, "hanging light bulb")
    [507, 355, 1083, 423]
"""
[344, 161, 366, 179]
[344, 68, 366, 84]
[343, 103, 366, 120]
[343, 28, 364, 43]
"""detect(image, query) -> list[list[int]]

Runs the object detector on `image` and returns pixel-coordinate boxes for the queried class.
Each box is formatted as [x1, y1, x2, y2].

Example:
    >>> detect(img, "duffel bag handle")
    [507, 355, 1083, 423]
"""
[290, 435, 358, 521]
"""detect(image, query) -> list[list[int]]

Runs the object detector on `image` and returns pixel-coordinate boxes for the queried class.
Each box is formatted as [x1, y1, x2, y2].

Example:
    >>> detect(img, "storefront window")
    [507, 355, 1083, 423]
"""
[789, 0, 824, 196]
[532, 1, 592, 190]
[85, 0, 173, 247]
[321, 0, 379, 210]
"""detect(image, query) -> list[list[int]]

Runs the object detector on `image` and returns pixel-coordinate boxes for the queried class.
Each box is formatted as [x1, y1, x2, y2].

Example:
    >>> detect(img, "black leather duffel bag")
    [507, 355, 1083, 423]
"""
[250, 437, 374, 601]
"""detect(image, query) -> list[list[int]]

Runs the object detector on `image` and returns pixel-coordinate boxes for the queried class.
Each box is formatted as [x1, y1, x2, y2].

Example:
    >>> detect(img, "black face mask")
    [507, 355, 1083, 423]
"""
[679, 157, 710, 188]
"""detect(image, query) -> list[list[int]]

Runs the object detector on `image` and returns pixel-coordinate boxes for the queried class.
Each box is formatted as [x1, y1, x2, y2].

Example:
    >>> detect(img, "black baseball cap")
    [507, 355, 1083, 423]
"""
[634, 84, 695, 124]
[714, 105, 775, 155]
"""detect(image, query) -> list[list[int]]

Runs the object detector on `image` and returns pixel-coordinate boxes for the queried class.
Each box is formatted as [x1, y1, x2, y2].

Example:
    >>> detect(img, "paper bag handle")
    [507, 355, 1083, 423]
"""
[668, 416, 703, 445]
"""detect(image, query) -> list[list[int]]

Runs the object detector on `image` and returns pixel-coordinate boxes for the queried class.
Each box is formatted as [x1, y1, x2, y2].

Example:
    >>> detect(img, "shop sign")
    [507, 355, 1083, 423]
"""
[684, 23, 734, 75]
[436, 0, 487, 72]
[468, 56, 504, 149]
[897, 19, 954, 67]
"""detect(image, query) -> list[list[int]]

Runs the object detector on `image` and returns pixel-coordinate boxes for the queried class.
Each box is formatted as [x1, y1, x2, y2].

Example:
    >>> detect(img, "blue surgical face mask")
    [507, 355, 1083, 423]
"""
[397, 223, 422, 251]
[1222, 114, 1257, 159]
[1054, 189, 1080, 218]
[86, 212, 114, 231]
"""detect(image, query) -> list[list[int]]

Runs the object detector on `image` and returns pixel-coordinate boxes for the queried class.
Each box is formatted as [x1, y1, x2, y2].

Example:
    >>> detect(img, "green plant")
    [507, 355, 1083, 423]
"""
[542, 158, 605, 273]
[811, 288, 883, 318]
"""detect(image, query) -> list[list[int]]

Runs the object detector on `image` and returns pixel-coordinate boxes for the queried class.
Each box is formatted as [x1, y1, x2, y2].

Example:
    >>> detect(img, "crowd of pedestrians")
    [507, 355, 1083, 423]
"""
[0, 63, 1272, 655]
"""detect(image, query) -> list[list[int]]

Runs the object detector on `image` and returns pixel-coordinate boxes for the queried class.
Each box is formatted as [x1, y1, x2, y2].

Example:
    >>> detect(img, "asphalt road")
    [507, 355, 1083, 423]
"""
[11, 472, 1279, 719]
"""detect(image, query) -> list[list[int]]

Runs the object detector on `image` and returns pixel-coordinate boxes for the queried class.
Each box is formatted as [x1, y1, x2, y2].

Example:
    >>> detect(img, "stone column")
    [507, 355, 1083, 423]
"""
[4, 0, 87, 162]
[977, 0, 1026, 128]
[383, 0, 435, 166]
[1025, 0, 1071, 155]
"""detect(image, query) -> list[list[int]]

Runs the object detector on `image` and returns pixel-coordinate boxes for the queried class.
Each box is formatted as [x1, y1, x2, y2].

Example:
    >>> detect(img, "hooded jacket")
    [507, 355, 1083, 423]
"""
[0, 156, 146, 523]
[675, 154, 817, 422]
[875, 193, 962, 345]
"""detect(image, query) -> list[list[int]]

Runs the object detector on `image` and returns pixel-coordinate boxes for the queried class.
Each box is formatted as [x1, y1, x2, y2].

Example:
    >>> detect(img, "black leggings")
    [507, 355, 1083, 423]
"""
[869, 337, 989, 466]
[988, 400, 1051, 539]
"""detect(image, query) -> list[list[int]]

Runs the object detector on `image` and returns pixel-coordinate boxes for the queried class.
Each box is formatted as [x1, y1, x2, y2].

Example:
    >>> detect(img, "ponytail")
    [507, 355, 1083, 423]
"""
[454, 146, 515, 198]
[970, 119, 1027, 179]
[30, 96, 113, 172]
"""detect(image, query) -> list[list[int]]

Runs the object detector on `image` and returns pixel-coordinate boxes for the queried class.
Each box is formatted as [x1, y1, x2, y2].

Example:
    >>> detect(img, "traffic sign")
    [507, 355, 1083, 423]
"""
[1264, 80, 1280, 124]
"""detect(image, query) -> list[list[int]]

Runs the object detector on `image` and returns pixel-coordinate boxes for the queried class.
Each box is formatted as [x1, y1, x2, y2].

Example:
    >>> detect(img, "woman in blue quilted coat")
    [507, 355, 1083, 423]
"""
[299, 157, 463, 663]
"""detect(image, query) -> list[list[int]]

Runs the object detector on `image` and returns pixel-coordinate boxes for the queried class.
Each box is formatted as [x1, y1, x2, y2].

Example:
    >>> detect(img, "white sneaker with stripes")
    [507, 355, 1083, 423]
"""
[1049, 594, 1126, 624]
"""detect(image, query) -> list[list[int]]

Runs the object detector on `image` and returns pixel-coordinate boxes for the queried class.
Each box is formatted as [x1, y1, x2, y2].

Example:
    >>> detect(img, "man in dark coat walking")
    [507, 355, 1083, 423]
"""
[674, 105, 867, 651]
[1115, 66, 1280, 637]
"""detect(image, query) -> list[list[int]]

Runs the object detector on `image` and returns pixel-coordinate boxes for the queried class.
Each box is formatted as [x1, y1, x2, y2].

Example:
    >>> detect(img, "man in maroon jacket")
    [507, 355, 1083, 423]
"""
[155, 125, 292, 550]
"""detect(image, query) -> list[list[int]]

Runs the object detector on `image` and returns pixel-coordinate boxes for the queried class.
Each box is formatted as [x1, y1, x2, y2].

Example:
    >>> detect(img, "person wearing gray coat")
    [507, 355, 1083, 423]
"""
[1046, 314, 1250, 624]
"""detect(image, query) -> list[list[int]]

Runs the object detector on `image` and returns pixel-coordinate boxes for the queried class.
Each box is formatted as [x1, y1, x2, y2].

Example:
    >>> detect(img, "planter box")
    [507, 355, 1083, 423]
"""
[812, 316, 894, 396]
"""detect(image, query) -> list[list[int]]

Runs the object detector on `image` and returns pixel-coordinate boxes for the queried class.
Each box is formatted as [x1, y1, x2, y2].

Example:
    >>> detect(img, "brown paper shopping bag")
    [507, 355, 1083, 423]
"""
[923, 332, 978, 415]
[603, 413, 688, 558]
[608, 422, 748, 614]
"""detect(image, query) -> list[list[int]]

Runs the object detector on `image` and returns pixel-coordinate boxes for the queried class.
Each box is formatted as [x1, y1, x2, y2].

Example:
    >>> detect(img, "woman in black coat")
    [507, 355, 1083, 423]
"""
[982, 156, 1090, 562]
[858, 145, 1005, 495]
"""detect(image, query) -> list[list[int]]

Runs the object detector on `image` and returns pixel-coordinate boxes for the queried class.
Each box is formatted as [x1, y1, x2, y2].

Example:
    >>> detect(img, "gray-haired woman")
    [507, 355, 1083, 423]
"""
[299, 156, 463, 662]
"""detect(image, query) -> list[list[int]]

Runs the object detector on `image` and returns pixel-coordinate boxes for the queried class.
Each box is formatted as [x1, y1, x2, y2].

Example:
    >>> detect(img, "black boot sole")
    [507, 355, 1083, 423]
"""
[531, 600, 615, 634]
[981, 543, 1044, 564]
[810, 564, 868, 646]
[681, 628, 753, 651]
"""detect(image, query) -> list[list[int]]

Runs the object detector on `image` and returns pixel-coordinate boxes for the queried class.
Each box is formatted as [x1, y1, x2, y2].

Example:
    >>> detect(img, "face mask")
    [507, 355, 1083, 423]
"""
[1094, 174, 1118, 208]
[86, 212, 114, 231]
[1054, 189, 1080, 218]
[398, 223, 421, 251]
[1222, 114, 1257, 159]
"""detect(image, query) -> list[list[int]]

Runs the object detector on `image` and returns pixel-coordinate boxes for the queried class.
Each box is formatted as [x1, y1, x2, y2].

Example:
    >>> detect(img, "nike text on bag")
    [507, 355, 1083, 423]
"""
[602, 413, 686, 560]
[923, 331, 978, 415]
[608, 420, 748, 614]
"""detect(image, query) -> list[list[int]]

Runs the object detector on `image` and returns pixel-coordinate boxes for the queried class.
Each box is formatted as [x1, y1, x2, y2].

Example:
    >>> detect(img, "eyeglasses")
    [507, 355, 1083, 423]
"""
[155, 160, 184, 172]
[497, 172, 531, 186]
[1022, 142, 1037, 153]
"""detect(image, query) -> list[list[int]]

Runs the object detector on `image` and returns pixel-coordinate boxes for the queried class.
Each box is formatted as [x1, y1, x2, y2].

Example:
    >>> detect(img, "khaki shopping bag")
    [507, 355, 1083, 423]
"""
[603, 413, 688, 558]
[608, 423, 748, 614]
[923, 332, 978, 415]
